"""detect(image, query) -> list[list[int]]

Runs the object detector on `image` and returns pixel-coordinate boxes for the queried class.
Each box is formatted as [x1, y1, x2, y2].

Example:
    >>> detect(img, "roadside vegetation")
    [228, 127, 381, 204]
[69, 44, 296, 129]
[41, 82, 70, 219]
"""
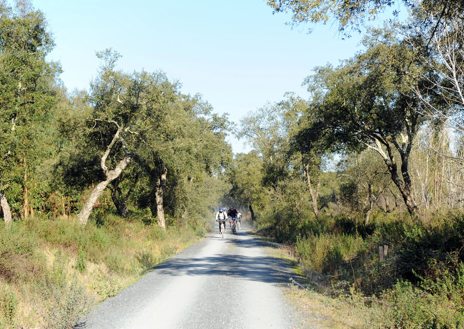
[3, 0, 464, 328]
[229, 1, 464, 327]
[0, 1, 230, 327]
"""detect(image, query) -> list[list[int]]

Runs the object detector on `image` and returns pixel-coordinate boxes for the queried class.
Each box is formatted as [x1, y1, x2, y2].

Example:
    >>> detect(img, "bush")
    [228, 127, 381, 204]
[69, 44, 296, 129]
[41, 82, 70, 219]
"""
[35, 277, 94, 329]
[0, 213, 202, 326]
[262, 210, 464, 328]
[0, 225, 44, 282]
[0, 287, 17, 328]
[372, 280, 464, 328]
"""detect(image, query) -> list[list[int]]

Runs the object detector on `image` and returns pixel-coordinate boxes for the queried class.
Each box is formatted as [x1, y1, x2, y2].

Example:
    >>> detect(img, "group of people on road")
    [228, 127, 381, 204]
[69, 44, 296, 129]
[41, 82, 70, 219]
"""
[215, 207, 242, 234]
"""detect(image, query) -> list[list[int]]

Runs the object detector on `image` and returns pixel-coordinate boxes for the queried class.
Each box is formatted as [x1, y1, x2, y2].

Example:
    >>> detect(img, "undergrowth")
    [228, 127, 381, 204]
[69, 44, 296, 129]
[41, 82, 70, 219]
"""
[259, 210, 464, 328]
[0, 212, 203, 328]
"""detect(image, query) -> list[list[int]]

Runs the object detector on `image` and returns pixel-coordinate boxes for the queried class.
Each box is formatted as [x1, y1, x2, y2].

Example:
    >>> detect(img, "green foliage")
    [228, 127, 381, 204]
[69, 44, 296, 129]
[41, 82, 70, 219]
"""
[375, 280, 464, 328]
[0, 0, 62, 220]
[0, 287, 17, 328]
[229, 151, 269, 216]
[0, 222, 43, 281]
[75, 247, 86, 273]
[266, 0, 464, 37]
[91, 270, 122, 299]
[35, 276, 94, 329]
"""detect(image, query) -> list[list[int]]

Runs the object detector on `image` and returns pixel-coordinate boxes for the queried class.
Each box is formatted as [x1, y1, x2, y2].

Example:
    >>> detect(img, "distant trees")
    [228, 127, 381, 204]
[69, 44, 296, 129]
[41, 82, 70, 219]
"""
[229, 151, 268, 220]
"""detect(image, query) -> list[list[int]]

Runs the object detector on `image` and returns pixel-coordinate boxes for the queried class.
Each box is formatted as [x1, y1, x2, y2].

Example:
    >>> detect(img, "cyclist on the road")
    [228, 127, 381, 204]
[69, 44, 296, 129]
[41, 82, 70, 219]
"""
[236, 210, 242, 227]
[227, 207, 238, 228]
[215, 207, 227, 234]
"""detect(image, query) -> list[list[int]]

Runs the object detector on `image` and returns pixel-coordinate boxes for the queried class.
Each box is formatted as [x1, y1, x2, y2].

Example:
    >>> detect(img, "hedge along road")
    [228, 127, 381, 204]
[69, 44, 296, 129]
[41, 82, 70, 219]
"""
[75, 224, 308, 329]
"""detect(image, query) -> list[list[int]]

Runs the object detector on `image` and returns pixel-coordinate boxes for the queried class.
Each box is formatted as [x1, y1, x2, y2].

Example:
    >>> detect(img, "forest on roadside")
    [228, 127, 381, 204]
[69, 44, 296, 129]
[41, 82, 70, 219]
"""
[227, 0, 464, 327]
[3, 0, 464, 327]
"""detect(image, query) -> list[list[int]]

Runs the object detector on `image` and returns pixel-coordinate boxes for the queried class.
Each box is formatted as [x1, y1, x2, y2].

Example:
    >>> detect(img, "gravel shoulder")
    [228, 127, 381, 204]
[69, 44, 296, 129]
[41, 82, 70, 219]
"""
[75, 225, 311, 329]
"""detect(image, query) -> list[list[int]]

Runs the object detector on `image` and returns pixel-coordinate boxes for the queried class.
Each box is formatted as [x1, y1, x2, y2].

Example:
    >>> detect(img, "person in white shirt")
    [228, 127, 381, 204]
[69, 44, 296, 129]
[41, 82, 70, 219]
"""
[215, 207, 227, 233]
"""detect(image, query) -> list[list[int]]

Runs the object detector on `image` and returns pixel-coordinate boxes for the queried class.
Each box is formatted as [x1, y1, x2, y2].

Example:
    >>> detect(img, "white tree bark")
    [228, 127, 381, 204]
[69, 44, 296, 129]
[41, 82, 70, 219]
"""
[155, 163, 167, 229]
[0, 189, 12, 226]
[304, 163, 320, 220]
[77, 124, 132, 225]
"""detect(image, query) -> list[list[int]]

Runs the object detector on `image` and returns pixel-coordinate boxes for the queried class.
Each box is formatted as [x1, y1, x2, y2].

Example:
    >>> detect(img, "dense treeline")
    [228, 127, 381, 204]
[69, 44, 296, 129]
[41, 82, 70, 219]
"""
[0, 2, 231, 228]
[229, 1, 464, 327]
[0, 2, 232, 327]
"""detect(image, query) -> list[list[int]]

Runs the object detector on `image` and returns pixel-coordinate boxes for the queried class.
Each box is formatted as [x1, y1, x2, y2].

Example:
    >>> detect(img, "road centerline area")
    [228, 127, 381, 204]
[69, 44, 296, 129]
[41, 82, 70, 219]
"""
[76, 227, 302, 329]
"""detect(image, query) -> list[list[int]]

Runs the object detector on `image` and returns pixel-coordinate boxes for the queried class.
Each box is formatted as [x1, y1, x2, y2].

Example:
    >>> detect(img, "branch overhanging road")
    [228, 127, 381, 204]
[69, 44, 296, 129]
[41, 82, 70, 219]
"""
[76, 224, 311, 329]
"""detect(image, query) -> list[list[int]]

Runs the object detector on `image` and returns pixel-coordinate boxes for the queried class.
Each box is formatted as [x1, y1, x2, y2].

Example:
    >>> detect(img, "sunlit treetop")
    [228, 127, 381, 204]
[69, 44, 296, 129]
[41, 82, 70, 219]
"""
[266, 0, 464, 36]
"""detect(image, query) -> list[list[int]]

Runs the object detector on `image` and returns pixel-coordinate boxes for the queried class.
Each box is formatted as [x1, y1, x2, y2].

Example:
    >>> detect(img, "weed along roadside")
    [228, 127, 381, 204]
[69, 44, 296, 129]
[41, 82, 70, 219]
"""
[0, 214, 208, 328]
[254, 214, 464, 328]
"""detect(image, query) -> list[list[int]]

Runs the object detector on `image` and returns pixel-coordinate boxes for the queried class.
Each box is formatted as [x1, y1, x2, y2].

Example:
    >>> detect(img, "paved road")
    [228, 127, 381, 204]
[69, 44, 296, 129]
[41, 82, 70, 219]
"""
[76, 225, 305, 329]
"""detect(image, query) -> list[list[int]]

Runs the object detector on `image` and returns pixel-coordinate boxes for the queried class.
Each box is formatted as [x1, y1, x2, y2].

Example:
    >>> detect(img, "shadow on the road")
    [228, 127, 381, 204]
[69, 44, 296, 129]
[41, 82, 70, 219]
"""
[224, 232, 279, 249]
[153, 253, 294, 286]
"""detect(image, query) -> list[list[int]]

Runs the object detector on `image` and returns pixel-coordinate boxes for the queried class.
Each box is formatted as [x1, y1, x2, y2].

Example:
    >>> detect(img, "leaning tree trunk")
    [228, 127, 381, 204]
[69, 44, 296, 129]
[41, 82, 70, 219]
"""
[77, 125, 132, 225]
[372, 135, 418, 216]
[77, 155, 131, 225]
[155, 163, 167, 229]
[304, 164, 320, 220]
[0, 189, 12, 226]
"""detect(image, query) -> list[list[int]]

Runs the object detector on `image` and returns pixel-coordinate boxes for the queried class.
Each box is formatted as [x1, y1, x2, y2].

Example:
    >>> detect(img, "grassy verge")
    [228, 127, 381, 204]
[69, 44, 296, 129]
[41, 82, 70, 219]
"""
[257, 212, 464, 328]
[0, 213, 206, 329]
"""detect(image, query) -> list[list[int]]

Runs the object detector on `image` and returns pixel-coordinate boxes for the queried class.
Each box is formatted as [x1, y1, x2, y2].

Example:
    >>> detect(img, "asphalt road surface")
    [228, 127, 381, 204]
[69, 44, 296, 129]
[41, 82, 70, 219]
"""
[76, 224, 306, 329]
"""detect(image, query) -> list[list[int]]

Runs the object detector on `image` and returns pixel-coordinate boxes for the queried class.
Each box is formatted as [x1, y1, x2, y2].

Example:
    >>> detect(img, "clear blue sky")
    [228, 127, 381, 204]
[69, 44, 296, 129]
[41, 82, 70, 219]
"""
[34, 0, 366, 153]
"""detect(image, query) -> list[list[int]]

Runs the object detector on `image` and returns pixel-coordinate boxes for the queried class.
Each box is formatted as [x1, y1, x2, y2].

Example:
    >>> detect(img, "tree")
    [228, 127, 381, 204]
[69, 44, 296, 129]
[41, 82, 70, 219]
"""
[73, 49, 184, 225]
[229, 152, 268, 220]
[338, 150, 394, 223]
[133, 94, 232, 228]
[239, 93, 303, 189]
[267, 0, 464, 36]
[406, 14, 464, 133]
[290, 100, 330, 220]
[303, 33, 426, 215]
[0, 0, 60, 224]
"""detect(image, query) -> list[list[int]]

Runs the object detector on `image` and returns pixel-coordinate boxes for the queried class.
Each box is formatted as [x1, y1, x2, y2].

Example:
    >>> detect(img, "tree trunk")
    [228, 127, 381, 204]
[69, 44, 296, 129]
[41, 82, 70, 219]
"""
[78, 125, 132, 225]
[77, 154, 131, 225]
[365, 184, 374, 225]
[155, 163, 167, 229]
[304, 164, 320, 220]
[24, 161, 29, 219]
[0, 190, 12, 226]
[382, 140, 418, 216]
[249, 204, 255, 221]
[109, 180, 129, 217]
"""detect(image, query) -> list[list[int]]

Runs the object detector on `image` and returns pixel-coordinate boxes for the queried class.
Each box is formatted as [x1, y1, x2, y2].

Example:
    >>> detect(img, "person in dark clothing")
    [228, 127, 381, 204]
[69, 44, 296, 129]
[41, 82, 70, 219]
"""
[227, 207, 238, 228]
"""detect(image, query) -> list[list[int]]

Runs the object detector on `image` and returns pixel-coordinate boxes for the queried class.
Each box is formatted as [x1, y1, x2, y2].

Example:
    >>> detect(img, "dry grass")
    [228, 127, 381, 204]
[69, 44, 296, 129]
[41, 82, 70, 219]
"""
[284, 286, 369, 329]
[256, 235, 371, 328]
[0, 214, 202, 328]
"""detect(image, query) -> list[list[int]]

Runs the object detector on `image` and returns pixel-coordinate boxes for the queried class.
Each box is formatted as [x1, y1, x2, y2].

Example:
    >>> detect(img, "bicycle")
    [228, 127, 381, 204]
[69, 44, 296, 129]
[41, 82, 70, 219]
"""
[219, 221, 225, 238]
[231, 218, 237, 234]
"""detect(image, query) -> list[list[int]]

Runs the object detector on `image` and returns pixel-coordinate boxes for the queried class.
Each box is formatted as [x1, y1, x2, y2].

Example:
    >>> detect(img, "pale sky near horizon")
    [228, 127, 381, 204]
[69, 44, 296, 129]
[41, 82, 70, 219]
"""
[32, 0, 383, 153]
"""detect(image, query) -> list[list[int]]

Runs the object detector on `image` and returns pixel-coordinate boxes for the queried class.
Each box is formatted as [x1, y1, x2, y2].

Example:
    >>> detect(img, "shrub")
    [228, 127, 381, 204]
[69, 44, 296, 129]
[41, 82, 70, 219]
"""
[35, 277, 94, 329]
[372, 280, 464, 328]
[0, 287, 17, 328]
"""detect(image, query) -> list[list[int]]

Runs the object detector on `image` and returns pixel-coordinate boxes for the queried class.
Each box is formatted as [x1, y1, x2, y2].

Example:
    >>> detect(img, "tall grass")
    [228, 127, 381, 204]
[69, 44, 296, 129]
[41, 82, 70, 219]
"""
[260, 209, 464, 327]
[0, 213, 202, 328]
